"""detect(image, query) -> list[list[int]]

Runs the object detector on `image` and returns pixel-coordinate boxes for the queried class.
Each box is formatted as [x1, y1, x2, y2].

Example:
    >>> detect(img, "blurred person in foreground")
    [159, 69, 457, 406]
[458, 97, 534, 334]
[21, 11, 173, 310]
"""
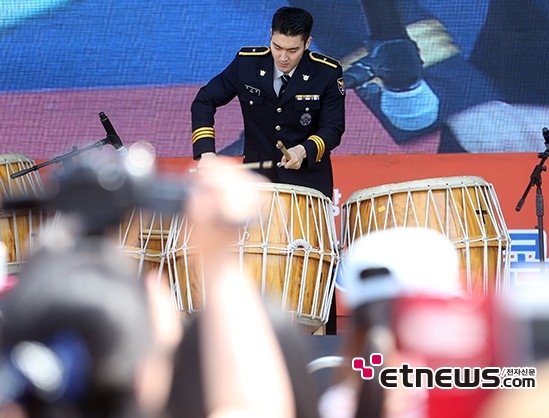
[478, 280, 549, 418]
[0, 152, 300, 418]
[318, 227, 505, 418]
[166, 304, 321, 418]
[0, 149, 183, 418]
[174, 156, 303, 418]
[0, 234, 181, 418]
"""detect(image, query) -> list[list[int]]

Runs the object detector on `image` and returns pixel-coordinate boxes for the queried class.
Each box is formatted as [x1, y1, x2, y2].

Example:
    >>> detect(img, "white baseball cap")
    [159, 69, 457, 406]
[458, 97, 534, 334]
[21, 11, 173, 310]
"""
[340, 227, 462, 309]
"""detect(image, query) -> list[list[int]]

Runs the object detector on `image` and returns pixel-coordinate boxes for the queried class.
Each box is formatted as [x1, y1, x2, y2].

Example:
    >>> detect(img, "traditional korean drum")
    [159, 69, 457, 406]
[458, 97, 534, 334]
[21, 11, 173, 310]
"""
[0, 154, 47, 274]
[115, 208, 177, 280]
[168, 183, 340, 332]
[341, 176, 510, 295]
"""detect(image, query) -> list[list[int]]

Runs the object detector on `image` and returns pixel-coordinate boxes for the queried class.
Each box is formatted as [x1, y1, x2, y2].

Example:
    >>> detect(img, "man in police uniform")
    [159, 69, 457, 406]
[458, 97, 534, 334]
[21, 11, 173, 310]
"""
[191, 6, 345, 198]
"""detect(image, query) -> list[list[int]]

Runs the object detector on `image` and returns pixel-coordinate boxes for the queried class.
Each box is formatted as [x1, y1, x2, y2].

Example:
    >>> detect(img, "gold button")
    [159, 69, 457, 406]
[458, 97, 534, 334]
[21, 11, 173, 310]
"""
[276, 107, 282, 113]
[249, 100, 254, 105]
[275, 125, 281, 131]
[305, 107, 310, 112]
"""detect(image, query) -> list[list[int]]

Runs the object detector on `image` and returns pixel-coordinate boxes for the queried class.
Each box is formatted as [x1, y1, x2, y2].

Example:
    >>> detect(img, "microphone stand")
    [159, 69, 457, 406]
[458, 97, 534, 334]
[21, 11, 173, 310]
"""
[10, 137, 111, 180]
[516, 149, 549, 274]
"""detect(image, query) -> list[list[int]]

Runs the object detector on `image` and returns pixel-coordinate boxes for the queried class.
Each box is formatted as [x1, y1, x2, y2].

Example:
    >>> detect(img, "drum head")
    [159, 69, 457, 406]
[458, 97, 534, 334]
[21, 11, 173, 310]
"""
[345, 176, 489, 205]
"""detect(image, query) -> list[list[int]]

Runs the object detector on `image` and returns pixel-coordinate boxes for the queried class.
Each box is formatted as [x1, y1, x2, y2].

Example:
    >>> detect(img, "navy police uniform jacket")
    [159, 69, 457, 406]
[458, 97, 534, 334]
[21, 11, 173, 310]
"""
[191, 46, 345, 198]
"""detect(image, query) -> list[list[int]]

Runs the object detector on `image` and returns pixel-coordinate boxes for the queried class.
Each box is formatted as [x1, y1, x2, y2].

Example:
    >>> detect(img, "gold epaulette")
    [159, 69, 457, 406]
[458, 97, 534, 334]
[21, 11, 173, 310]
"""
[309, 52, 340, 69]
[239, 46, 270, 56]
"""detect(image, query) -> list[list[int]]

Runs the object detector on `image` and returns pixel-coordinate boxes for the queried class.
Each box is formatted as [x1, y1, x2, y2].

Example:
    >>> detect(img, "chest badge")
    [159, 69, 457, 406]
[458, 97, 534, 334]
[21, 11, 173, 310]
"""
[260, 69, 266, 76]
[303, 74, 310, 81]
[300, 112, 312, 126]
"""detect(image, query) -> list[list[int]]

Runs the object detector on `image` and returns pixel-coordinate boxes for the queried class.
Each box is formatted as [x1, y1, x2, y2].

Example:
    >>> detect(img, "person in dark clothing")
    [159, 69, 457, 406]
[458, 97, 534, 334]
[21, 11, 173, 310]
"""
[191, 6, 345, 198]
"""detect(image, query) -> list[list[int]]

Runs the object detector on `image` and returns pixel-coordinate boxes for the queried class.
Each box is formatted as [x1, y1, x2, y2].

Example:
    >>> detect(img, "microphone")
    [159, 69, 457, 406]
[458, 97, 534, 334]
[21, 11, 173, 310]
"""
[343, 0, 439, 131]
[98, 112, 128, 157]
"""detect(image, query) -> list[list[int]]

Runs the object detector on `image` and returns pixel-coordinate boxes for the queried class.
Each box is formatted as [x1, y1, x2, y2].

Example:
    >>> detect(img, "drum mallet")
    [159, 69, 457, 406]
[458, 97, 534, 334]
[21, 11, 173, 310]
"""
[188, 160, 273, 174]
[276, 140, 292, 167]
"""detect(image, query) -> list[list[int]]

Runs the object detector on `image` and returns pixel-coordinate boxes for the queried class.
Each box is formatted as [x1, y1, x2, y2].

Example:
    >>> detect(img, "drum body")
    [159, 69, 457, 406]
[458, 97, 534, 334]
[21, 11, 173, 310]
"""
[341, 177, 510, 295]
[168, 183, 339, 333]
[0, 154, 46, 273]
[115, 208, 177, 280]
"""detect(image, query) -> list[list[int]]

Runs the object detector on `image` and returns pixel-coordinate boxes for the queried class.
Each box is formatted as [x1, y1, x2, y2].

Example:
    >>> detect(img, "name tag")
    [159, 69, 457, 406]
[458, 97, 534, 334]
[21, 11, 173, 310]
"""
[295, 94, 320, 101]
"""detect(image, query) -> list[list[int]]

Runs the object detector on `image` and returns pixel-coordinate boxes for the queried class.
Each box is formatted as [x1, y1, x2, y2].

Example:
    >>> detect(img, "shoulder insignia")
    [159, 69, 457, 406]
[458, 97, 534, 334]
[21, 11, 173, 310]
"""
[309, 52, 340, 69]
[239, 46, 270, 56]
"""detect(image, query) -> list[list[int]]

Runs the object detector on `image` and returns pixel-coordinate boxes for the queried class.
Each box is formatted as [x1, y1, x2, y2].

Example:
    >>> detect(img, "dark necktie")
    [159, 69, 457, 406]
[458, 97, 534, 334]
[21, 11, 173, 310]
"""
[279, 74, 290, 97]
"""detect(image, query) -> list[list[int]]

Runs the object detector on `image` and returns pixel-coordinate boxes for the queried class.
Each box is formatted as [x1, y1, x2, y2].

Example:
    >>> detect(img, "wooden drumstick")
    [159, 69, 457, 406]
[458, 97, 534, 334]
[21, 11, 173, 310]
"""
[276, 140, 292, 167]
[244, 160, 273, 170]
[189, 160, 273, 173]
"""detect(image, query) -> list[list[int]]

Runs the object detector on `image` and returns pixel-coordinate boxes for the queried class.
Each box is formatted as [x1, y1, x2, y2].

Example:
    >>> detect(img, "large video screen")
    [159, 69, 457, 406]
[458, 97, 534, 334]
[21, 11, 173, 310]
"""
[2, 0, 548, 160]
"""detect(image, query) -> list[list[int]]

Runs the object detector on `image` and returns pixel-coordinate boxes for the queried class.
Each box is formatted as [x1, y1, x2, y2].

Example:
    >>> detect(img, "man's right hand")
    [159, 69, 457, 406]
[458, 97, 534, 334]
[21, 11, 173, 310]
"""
[198, 152, 217, 169]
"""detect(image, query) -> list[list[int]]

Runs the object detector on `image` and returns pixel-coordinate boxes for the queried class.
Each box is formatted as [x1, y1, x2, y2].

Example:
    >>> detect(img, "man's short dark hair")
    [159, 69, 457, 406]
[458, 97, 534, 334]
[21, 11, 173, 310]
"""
[271, 7, 313, 41]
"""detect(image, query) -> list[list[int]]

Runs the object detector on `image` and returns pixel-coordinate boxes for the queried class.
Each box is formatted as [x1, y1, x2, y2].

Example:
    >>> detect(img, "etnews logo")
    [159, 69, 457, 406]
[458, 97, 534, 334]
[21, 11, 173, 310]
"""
[352, 354, 536, 389]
